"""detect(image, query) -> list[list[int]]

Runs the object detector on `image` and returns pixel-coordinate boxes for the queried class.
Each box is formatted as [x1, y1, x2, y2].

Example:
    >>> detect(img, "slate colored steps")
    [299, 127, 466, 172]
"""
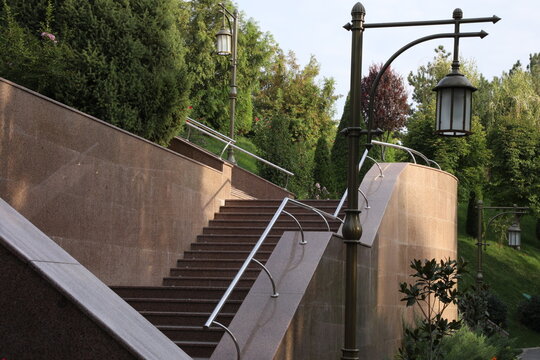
[112, 198, 343, 359]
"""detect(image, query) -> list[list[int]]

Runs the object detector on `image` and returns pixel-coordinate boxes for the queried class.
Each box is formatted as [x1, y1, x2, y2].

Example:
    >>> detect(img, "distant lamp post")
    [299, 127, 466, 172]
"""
[475, 201, 529, 286]
[216, 3, 238, 164]
[507, 222, 522, 248]
[342, 4, 499, 359]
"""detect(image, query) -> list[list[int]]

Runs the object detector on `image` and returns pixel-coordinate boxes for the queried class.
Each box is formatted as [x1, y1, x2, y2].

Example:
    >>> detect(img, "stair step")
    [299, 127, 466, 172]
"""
[112, 285, 249, 300]
[140, 311, 234, 326]
[169, 267, 261, 278]
[123, 298, 242, 313]
[223, 199, 342, 207]
[218, 207, 342, 216]
[163, 276, 256, 287]
[158, 325, 223, 342]
[183, 250, 272, 260]
[176, 258, 265, 269]
[174, 341, 217, 358]
[196, 234, 280, 243]
[202, 226, 333, 235]
[208, 219, 341, 228]
[191, 242, 276, 252]
[214, 212, 343, 221]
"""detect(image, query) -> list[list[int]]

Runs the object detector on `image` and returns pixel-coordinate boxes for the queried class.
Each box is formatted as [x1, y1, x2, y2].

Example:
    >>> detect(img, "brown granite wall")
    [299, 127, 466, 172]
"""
[0, 77, 238, 286]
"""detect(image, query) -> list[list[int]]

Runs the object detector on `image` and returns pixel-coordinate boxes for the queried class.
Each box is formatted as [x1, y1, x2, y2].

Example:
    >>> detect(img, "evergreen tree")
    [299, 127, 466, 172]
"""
[312, 136, 334, 197]
[1, 0, 190, 145]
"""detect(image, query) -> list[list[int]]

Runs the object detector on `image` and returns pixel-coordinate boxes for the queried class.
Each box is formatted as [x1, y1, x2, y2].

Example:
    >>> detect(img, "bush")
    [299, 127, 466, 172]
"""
[487, 293, 508, 328]
[439, 326, 519, 360]
[517, 295, 540, 332]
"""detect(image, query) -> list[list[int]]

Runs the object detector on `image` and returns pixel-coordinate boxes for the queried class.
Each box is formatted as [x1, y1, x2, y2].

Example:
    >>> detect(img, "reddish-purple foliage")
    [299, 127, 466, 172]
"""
[360, 63, 409, 132]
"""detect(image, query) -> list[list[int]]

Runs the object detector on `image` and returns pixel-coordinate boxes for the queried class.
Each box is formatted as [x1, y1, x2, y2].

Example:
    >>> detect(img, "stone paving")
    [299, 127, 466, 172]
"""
[520, 347, 540, 360]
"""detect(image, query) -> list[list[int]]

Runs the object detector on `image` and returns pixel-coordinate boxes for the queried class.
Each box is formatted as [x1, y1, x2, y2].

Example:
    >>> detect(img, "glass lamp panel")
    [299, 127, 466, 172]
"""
[216, 33, 231, 55]
[464, 90, 472, 132]
[452, 88, 465, 131]
[438, 88, 452, 131]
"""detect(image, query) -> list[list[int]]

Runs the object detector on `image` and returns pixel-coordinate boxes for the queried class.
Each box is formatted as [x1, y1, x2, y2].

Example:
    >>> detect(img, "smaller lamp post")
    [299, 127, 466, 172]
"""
[475, 201, 529, 286]
[216, 3, 238, 164]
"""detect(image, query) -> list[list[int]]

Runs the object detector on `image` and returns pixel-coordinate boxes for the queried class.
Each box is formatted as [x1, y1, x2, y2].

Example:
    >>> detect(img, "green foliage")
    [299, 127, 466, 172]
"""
[330, 95, 350, 195]
[517, 295, 540, 332]
[397, 258, 466, 360]
[403, 47, 490, 201]
[487, 293, 508, 329]
[312, 136, 335, 197]
[458, 284, 489, 333]
[439, 326, 519, 360]
[183, 0, 274, 135]
[253, 116, 313, 198]
[1, 0, 190, 145]
[466, 191, 479, 238]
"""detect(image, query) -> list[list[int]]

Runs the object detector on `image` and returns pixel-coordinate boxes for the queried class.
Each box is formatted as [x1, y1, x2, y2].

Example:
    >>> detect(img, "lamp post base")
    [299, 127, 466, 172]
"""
[341, 347, 360, 360]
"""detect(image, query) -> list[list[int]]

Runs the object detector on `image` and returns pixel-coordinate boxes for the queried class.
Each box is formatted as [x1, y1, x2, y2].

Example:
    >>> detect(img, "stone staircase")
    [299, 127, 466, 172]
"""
[111, 199, 343, 359]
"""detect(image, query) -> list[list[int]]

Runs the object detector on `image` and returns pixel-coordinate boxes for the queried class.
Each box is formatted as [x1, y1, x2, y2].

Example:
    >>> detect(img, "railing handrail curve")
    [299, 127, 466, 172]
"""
[183, 118, 295, 177]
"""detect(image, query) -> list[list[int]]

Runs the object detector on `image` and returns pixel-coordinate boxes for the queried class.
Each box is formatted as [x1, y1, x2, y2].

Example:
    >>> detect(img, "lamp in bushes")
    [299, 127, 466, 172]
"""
[507, 222, 521, 248]
[476, 201, 529, 286]
[215, 3, 238, 164]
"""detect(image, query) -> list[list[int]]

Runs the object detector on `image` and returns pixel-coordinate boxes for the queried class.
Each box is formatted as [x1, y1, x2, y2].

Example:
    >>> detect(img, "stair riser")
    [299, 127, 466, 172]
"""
[202, 227, 332, 235]
[208, 219, 342, 228]
[177, 343, 215, 358]
[183, 251, 271, 260]
[218, 206, 341, 214]
[114, 287, 248, 300]
[214, 212, 341, 222]
[163, 277, 255, 287]
[125, 300, 241, 313]
[168, 268, 261, 278]
[224, 200, 342, 207]
[190, 243, 275, 252]
[176, 259, 264, 269]
[142, 314, 233, 327]
[160, 328, 223, 342]
[196, 235, 280, 243]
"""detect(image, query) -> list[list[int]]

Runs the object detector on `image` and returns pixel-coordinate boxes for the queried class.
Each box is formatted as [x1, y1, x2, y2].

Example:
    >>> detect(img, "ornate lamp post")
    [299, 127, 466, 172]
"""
[341, 4, 499, 359]
[475, 201, 529, 285]
[216, 3, 238, 164]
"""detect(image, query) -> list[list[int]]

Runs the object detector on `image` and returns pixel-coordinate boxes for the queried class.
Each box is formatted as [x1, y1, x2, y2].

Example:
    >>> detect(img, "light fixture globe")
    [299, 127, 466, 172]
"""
[507, 222, 521, 249]
[216, 27, 232, 56]
[433, 72, 477, 136]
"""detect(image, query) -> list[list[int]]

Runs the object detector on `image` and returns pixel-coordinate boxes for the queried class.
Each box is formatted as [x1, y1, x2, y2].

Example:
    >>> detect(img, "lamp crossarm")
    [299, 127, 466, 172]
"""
[481, 210, 528, 242]
[218, 3, 237, 20]
[365, 31, 487, 143]
[364, 15, 500, 29]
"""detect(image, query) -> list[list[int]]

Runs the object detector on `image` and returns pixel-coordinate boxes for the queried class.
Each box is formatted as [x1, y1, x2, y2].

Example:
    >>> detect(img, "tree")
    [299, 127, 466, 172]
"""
[361, 63, 409, 141]
[330, 64, 409, 194]
[183, 0, 274, 135]
[403, 47, 490, 201]
[312, 136, 334, 197]
[1, 0, 191, 145]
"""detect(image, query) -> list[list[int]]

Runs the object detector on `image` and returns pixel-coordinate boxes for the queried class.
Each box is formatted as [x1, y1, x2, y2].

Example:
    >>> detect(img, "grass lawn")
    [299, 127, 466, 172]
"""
[458, 204, 540, 348]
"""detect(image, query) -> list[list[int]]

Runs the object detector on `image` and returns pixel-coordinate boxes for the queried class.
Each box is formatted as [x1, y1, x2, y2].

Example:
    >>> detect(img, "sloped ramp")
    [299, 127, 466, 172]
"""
[0, 198, 192, 360]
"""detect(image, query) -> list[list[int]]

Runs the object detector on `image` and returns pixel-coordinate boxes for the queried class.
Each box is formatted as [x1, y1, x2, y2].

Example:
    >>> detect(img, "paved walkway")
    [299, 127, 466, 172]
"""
[520, 347, 540, 360]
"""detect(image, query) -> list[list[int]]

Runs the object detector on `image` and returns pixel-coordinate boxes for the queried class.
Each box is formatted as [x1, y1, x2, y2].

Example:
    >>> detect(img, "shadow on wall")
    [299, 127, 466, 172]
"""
[0, 77, 235, 286]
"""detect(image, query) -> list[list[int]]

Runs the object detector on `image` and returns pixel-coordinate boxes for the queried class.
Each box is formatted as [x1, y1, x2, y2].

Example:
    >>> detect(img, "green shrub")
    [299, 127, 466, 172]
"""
[487, 293, 508, 328]
[439, 326, 497, 360]
[518, 295, 540, 332]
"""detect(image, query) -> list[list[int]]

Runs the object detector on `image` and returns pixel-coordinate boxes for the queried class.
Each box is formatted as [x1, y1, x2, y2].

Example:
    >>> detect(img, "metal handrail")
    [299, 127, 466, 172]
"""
[204, 197, 343, 359]
[183, 118, 295, 178]
[333, 141, 439, 217]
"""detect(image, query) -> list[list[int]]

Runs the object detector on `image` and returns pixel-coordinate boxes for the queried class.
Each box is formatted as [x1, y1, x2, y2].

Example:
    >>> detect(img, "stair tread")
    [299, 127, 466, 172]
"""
[140, 311, 234, 316]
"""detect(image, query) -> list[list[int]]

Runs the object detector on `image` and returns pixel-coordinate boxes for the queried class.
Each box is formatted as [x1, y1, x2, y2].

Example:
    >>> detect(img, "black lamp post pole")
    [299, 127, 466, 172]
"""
[227, 9, 238, 164]
[342, 3, 498, 358]
[341, 4, 365, 360]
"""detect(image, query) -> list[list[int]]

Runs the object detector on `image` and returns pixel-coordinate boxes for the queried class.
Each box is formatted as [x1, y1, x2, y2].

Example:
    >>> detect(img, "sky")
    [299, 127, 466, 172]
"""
[233, 0, 539, 118]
